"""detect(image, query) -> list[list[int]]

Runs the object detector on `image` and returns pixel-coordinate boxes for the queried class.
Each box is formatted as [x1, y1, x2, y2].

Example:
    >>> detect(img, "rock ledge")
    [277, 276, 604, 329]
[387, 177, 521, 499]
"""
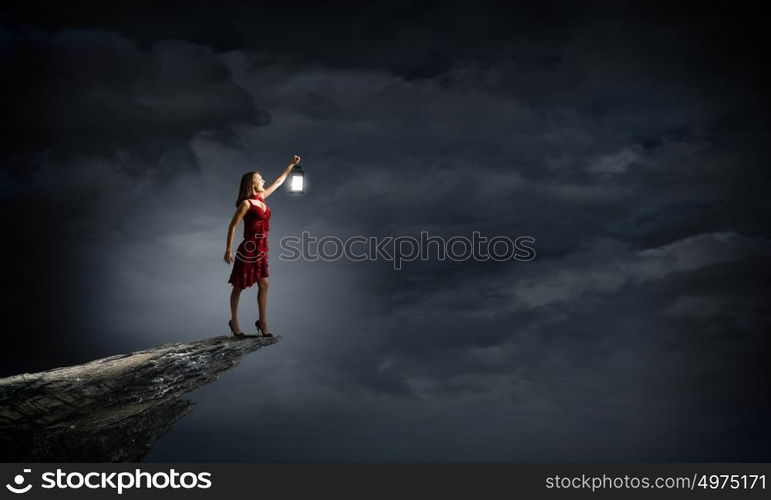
[0, 335, 280, 462]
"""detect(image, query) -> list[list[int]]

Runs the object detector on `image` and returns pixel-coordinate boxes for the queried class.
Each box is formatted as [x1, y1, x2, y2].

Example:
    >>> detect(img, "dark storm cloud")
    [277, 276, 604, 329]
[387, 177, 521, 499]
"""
[2, 1, 583, 76]
[5, 2, 769, 88]
[1, 1, 770, 461]
[0, 21, 267, 176]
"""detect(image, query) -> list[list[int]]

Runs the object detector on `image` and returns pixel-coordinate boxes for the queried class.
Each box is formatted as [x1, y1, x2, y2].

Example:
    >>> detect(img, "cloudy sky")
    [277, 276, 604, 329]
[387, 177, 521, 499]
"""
[1, 1, 769, 461]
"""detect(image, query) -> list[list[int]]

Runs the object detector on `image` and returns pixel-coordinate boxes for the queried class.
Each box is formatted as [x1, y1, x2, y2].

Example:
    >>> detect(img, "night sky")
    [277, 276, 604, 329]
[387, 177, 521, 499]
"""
[2, 1, 770, 461]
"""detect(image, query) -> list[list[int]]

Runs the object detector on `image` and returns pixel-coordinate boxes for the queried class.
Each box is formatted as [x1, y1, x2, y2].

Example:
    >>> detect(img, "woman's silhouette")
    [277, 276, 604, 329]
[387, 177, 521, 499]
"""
[224, 155, 301, 337]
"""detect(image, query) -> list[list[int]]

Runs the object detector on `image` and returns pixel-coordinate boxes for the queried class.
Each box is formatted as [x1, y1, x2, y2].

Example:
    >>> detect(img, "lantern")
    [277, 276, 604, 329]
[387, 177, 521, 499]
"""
[289, 164, 305, 194]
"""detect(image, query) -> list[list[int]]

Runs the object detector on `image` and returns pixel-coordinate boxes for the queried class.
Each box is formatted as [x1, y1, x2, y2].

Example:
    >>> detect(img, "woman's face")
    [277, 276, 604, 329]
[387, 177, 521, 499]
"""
[252, 173, 265, 191]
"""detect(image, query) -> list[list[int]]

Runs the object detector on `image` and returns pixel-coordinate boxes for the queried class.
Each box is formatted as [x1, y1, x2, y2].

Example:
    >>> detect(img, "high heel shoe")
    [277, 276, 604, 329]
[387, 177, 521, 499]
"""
[229, 319, 246, 338]
[255, 320, 274, 338]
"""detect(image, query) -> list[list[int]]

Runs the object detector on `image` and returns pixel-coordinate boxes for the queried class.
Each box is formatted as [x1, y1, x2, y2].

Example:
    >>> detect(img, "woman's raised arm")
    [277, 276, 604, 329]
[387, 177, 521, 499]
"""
[262, 154, 301, 198]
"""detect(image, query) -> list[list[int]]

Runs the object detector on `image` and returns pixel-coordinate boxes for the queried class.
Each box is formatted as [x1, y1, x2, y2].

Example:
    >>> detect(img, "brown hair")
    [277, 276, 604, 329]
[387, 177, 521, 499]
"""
[235, 171, 260, 207]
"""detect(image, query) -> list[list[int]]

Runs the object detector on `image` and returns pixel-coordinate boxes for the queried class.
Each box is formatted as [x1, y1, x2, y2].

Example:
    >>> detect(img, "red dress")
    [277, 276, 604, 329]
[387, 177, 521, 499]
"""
[228, 194, 271, 288]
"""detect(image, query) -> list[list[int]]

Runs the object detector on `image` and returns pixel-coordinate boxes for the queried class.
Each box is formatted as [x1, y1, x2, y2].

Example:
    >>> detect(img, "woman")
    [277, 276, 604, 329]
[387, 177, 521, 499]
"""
[224, 154, 301, 338]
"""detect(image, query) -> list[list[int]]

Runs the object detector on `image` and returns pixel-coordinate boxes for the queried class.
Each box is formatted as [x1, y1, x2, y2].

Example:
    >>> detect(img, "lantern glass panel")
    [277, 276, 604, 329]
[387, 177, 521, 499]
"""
[291, 174, 304, 193]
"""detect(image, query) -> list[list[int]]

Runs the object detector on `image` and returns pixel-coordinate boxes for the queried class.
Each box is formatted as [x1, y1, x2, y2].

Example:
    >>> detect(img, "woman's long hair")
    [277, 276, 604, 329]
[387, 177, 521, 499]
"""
[235, 171, 260, 207]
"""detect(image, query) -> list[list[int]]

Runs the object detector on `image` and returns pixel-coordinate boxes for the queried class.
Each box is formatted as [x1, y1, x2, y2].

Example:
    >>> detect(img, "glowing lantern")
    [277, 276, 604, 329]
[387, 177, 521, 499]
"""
[289, 164, 305, 194]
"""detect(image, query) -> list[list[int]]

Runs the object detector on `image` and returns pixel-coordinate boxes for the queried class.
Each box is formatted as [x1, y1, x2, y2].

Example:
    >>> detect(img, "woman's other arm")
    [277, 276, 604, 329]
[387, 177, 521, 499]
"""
[224, 200, 250, 263]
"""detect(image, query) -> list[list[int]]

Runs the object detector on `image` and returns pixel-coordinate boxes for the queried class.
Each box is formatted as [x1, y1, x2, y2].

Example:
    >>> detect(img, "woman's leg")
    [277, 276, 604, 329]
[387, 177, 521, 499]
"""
[257, 277, 269, 331]
[230, 286, 243, 332]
